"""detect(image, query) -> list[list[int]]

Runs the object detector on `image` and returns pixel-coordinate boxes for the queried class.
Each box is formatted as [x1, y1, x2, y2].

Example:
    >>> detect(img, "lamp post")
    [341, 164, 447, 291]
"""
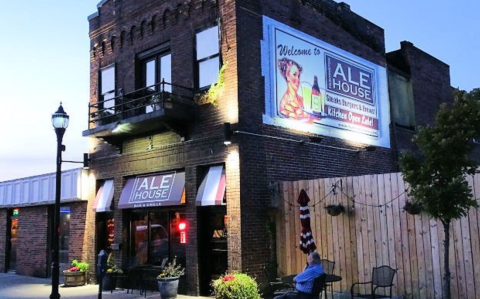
[50, 103, 69, 299]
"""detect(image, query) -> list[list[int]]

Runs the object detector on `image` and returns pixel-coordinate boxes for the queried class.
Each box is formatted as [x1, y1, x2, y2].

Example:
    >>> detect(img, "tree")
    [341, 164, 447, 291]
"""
[399, 88, 480, 299]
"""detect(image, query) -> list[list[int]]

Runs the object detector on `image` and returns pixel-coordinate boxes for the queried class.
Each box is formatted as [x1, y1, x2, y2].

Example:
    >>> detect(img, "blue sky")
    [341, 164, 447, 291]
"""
[0, 0, 478, 181]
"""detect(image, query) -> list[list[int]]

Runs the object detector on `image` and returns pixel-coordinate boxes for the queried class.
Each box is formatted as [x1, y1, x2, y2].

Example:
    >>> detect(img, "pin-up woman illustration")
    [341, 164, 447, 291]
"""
[277, 58, 310, 120]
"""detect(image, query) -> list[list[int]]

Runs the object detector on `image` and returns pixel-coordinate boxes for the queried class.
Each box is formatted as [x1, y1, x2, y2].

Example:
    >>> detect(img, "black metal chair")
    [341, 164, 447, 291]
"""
[140, 268, 163, 298]
[320, 259, 335, 299]
[350, 266, 396, 299]
[276, 274, 326, 299]
[260, 266, 293, 298]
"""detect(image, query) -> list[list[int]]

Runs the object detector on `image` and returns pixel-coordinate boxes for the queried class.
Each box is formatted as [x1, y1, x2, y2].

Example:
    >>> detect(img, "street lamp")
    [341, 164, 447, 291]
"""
[50, 103, 69, 299]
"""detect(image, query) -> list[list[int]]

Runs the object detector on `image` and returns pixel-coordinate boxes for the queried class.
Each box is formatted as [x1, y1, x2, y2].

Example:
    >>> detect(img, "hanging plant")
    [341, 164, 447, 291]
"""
[325, 204, 345, 216]
[403, 200, 423, 215]
[196, 62, 227, 106]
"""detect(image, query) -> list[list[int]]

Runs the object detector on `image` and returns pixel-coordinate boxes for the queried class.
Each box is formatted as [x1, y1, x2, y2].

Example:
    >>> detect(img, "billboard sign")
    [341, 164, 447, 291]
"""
[261, 16, 390, 148]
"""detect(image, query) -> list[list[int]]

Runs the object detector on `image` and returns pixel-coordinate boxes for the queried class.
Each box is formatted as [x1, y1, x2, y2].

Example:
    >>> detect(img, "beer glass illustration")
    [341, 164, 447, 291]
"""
[301, 81, 313, 113]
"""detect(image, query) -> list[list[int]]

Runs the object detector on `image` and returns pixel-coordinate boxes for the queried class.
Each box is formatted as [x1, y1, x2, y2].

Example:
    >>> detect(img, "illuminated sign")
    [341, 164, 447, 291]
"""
[118, 172, 186, 209]
[178, 221, 187, 244]
[261, 16, 390, 148]
[13, 208, 19, 216]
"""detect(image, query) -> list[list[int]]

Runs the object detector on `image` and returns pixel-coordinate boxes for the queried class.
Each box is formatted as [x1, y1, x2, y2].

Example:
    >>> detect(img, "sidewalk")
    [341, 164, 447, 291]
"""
[0, 272, 209, 299]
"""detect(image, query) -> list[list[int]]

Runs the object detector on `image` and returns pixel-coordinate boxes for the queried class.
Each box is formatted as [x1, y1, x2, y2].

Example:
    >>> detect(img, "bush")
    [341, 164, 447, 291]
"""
[212, 273, 262, 299]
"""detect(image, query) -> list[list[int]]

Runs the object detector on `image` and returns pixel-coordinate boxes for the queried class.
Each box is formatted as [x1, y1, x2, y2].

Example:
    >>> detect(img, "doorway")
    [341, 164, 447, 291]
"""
[198, 206, 228, 296]
[7, 208, 19, 272]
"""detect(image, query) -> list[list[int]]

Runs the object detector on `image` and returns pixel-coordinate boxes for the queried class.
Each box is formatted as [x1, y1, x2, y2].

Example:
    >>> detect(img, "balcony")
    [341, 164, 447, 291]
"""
[82, 82, 196, 147]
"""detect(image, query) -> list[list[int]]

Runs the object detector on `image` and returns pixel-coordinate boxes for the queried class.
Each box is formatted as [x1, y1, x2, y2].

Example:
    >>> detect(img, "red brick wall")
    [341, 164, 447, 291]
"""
[16, 206, 49, 277]
[68, 201, 93, 280]
[234, 0, 395, 278]
[0, 209, 7, 272]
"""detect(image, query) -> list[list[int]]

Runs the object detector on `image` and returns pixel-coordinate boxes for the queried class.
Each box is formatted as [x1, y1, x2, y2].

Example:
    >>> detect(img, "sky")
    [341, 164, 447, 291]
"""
[0, 0, 478, 182]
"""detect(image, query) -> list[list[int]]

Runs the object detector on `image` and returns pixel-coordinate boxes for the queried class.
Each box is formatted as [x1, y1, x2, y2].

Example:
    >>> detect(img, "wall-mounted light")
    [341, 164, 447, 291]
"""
[224, 122, 232, 145]
[309, 136, 324, 143]
[83, 153, 90, 169]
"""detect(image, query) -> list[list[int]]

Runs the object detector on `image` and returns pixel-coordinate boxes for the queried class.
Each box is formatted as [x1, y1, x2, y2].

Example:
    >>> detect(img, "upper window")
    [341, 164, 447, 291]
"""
[196, 25, 220, 89]
[139, 47, 171, 113]
[100, 65, 115, 112]
[388, 70, 415, 129]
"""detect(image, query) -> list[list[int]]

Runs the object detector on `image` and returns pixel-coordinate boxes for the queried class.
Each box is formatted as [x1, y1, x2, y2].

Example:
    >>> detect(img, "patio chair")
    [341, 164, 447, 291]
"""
[276, 274, 326, 299]
[320, 259, 335, 299]
[350, 265, 396, 299]
[259, 267, 292, 297]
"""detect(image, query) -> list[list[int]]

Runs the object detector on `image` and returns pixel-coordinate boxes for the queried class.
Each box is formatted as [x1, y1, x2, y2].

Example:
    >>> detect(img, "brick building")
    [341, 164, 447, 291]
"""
[0, 169, 94, 277]
[1, 0, 455, 296]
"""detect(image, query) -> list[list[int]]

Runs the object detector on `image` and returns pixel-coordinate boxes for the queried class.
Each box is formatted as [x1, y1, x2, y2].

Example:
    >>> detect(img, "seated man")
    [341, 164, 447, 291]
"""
[274, 252, 324, 299]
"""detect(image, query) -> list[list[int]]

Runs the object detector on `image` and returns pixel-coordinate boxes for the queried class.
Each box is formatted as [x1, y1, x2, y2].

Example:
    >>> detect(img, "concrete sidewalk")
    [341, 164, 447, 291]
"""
[0, 273, 208, 299]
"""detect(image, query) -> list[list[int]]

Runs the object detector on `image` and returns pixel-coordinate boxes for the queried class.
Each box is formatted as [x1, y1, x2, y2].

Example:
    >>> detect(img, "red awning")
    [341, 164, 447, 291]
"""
[195, 166, 226, 206]
[118, 171, 185, 209]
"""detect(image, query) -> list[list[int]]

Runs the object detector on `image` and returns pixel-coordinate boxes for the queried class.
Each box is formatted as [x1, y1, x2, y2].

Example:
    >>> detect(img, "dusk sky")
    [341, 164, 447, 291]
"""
[1, 0, 478, 182]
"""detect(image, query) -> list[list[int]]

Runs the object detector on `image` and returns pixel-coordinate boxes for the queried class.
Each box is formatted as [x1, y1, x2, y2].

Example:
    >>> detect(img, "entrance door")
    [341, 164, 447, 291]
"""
[198, 206, 228, 296]
[7, 211, 19, 272]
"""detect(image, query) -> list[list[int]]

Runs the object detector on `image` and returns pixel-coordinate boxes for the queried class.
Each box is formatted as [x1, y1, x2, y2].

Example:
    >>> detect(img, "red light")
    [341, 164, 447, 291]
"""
[178, 221, 187, 231]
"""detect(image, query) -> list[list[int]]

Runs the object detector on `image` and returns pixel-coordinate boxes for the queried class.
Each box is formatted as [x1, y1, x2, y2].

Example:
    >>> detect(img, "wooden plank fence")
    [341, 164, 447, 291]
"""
[275, 172, 480, 299]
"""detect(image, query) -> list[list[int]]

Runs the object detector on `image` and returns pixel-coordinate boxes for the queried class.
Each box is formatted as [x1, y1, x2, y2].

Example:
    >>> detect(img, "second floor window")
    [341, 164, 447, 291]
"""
[196, 25, 220, 89]
[100, 65, 115, 112]
[142, 53, 172, 92]
[388, 70, 415, 129]
[139, 47, 171, 113]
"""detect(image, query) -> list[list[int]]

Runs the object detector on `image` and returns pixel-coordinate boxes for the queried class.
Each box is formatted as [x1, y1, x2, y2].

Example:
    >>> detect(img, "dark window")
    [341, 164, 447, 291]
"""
[196, 25, 220, 89]
[130, 210, 185, 266]
[59, 206, 70, 265]
[388, 70, 415, 128]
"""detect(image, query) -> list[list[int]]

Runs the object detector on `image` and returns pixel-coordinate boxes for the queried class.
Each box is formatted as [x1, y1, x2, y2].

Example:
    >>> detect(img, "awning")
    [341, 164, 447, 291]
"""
[118, 171, 185, 209]
[93, 180, 114, 212]
[196, 165, 226, 206]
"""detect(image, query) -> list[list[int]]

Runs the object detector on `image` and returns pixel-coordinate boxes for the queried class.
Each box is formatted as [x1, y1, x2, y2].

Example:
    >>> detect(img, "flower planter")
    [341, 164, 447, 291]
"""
[325, 204, 345, 216]
[63, 271, 86, 287]
[102, 273, 117, 291]
[157, 277, 180, 299]
[403, 201, 422, 215]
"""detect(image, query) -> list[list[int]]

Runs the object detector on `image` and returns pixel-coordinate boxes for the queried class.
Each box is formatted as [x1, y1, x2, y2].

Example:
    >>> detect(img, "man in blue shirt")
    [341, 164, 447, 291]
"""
[274, 252, 324, 299]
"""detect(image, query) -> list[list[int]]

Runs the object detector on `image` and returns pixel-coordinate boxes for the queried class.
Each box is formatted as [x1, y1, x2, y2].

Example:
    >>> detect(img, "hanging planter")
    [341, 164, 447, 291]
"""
[325, 204, 345, 216]
[403, 201, 423, 215]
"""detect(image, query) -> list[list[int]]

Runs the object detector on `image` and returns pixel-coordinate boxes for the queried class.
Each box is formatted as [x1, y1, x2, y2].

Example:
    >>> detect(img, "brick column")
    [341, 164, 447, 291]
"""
[185, 166, 200, 295]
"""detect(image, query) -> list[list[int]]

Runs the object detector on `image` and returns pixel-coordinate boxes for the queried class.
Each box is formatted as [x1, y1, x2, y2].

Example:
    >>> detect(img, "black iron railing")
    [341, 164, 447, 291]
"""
[88, 80, 194, 127]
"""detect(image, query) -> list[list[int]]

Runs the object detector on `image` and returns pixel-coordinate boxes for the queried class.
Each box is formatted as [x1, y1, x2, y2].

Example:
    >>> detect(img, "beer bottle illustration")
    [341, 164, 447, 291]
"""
[311, 76, 322, 115]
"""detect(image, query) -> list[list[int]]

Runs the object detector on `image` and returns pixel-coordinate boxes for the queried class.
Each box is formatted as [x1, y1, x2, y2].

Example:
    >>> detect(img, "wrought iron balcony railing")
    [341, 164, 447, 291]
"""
[87, 81, 195, 129]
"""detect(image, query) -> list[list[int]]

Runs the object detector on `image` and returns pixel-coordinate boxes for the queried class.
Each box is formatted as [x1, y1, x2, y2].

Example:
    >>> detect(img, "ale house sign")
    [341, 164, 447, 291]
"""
[261, 16, 391, 148]
[118, 171, 185, 209]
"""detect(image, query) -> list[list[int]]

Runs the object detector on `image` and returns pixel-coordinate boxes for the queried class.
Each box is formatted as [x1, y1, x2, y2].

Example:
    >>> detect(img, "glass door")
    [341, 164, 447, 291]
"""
[7, 209, 19, 272]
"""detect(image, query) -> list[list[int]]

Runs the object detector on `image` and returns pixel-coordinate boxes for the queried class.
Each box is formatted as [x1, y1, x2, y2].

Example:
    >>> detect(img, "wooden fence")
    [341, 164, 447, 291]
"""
[275, 172, 480, 299]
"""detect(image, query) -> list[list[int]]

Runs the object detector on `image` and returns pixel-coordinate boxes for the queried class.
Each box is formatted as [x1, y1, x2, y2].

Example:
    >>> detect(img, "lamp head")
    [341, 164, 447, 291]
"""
[52, 103, 70, 130]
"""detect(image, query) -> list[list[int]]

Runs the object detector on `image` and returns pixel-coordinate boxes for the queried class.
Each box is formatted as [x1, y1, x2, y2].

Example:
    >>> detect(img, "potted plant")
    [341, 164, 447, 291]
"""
[63, 260, 89, 287]
[325, 204, 346, 216]
[150, 94, 163, 111]
[403, 200, 423, 215]
[157, 257, 185, 299]
[102, 252, 124, 291]
[212, 272, 262, 299]
[93, 110, 116, 126]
